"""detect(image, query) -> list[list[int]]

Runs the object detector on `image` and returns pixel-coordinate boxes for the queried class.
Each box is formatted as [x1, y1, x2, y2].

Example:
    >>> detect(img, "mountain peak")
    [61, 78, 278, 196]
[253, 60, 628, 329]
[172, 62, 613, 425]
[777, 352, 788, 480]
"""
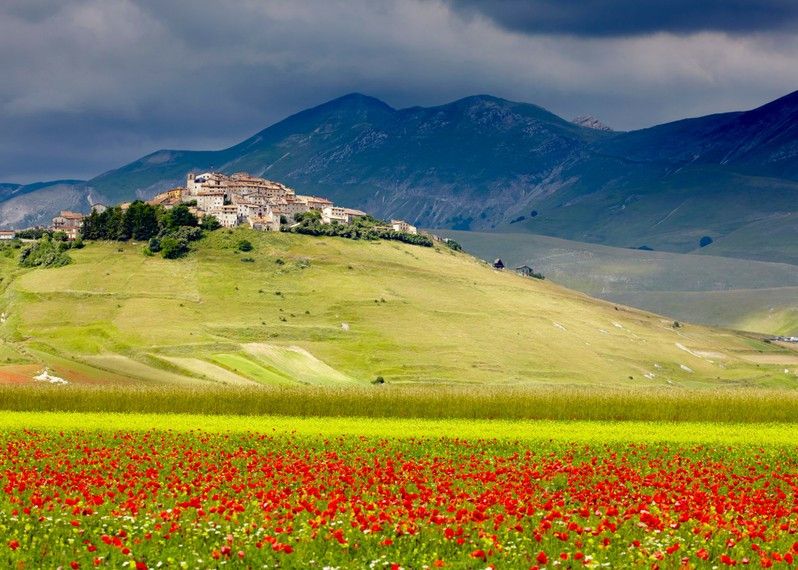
[321, 92, 394, 111]
[572, 115, 613, 131]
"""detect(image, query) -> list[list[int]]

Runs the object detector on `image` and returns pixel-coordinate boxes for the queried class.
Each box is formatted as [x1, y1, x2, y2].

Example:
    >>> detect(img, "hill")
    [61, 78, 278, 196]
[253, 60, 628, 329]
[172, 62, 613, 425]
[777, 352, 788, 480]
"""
[0, 230, 795, 388]
[3, 91, 796, 262]
[439, 230, 798, 335]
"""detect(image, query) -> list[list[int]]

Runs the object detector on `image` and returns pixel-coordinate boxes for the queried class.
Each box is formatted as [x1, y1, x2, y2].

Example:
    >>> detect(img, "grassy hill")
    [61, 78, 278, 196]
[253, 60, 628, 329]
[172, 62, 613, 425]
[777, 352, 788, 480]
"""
[434, 230, 798, 336]
[0, 230, 795, 388]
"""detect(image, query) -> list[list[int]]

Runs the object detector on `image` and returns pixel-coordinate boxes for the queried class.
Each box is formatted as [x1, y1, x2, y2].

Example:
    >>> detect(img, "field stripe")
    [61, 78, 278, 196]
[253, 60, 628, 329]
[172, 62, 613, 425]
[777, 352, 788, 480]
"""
[2, 411, 798, 446]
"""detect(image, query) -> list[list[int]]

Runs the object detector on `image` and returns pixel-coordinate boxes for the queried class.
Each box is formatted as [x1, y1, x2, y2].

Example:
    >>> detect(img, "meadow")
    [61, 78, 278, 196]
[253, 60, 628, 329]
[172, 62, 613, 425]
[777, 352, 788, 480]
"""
[6, 384, 798, 423]
[1, 230, 796, 389]
[438, 230, 798, 336]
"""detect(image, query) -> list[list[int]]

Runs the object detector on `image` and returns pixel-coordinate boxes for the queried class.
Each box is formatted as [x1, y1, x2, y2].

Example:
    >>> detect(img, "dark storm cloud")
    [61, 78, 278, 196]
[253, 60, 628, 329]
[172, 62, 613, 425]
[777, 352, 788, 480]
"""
[449, 0, 798, 37]
[1, 0, 797, 183]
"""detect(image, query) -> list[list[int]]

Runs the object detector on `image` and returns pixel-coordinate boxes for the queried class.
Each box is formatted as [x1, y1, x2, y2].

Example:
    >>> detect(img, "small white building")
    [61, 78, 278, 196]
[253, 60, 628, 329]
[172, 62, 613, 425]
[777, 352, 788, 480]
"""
[195, 191, 225, 213]
[390, 219, 417, 234]
[0, 230, 15, 241]
[322, 206, 367, 224]
[215, 205, 241, 228]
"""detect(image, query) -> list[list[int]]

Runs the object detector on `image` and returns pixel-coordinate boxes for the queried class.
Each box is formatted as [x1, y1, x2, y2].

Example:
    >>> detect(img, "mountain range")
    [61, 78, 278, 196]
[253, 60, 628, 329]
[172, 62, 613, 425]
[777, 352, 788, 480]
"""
[2, 90, 797, 263]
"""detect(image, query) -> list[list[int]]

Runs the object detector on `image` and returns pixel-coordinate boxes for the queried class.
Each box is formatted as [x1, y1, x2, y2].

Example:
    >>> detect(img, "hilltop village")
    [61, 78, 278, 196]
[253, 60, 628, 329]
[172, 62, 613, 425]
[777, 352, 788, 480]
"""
[48, 172, 417, 237]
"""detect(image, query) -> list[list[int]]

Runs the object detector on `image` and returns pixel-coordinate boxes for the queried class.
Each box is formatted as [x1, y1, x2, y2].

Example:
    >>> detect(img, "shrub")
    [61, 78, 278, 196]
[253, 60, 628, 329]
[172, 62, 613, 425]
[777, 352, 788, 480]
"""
[443, 238, 463, 252]
[169, 226, 203, 242]
[237, 239, 253, 252]
[160, 236, 189, 259]
[19, 239, 72, 268]
[240, 256, 255, 263]
[147, 237, 161, 253]
[200, 215, 221, 231]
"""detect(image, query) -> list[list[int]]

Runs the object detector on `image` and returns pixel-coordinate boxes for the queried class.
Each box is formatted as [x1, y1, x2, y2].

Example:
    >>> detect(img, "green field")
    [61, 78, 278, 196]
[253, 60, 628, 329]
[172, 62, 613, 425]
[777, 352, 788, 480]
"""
[8, 384, 798, 423]
[1, 229, 796, 388]
[439, 229, 798, 335]
[2, 410, 798, 445]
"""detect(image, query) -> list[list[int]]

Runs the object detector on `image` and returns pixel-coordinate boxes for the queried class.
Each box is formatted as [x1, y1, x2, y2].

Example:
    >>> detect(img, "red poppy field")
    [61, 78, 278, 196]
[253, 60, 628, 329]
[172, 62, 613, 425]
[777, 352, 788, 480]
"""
[1, 429, 797, 568]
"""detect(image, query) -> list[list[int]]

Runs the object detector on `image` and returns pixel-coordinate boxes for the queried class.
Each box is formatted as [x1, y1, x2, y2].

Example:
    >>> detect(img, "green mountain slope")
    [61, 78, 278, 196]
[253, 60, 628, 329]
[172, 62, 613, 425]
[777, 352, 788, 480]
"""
[0, 230, 795, 388]
[2, 90, 796, 259]
[439, 230, 798, 335]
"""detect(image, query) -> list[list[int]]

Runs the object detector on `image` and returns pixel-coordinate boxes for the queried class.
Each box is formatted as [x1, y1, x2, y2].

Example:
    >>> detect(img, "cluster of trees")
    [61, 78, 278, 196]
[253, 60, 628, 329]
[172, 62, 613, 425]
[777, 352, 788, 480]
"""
[288, 211, 433, 247]
[82, 202, 220, 258]
[19, 234, 83, 268]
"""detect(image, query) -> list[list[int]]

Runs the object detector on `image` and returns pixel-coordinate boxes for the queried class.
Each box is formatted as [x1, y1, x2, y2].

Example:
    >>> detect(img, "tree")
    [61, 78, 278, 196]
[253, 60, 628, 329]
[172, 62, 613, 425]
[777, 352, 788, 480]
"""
[160, 236, 188, 259]
[123, 201, 160, 241]
[165, 204, 198, 230]
[200, 215, 221, 231]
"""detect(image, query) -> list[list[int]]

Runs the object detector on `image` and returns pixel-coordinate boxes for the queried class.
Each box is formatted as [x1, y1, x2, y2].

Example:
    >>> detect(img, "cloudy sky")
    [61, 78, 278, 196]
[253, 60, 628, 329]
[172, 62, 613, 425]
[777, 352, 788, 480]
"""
[2, 0, 798, 183]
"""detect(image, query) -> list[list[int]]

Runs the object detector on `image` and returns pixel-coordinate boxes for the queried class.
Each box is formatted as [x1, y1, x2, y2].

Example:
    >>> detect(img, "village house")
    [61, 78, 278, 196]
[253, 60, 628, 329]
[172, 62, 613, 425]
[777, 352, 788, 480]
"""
[322, 205, 367, 224]
[215, 205, 241, 228]
[147, 188, 184, 208]
[91, 203, 108, 214]
[492, 258, 505, 270]
[0, 230, 15, 241]
[514, 265, 535, 277]
[390, 219, 417, 234]
[195, 191, 225, 213]
[51, 211, 85, 240]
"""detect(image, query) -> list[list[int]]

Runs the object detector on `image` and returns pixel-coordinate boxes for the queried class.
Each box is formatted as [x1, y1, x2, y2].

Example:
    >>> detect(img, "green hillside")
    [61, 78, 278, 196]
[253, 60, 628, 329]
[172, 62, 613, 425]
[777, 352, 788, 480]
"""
[439, 230, 798, 335]
[0, 230, 795, 388]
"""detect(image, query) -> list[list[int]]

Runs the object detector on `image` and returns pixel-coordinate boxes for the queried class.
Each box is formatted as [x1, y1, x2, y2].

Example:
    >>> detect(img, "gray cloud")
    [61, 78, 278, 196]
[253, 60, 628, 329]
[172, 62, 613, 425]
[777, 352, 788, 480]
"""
[1, 0, 797, 183]
[449, 0, 798, 37]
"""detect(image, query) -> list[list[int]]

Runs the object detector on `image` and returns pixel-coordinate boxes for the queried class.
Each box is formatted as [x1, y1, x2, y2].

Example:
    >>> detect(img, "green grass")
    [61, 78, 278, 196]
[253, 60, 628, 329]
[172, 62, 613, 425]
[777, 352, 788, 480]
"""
[438, 229, 798, 335]
[1, 229, 796, 387]
[6, 384, 798, 423]
[2, 410, 798, 445]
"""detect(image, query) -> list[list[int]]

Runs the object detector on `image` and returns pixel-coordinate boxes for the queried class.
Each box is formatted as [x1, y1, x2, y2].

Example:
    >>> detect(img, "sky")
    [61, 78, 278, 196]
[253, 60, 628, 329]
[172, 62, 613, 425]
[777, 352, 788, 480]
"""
[2, 0, 798, 183]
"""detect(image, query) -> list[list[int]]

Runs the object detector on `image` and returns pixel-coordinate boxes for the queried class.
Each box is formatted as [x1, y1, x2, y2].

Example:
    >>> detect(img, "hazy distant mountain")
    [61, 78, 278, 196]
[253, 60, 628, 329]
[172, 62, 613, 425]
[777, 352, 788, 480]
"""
[0, 180, 87, 229]
[2, 91, 796, 263]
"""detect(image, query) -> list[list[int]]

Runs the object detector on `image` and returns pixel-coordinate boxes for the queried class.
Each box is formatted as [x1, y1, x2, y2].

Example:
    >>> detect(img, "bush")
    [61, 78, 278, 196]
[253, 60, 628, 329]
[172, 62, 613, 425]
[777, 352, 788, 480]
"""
[147, 237, 161, 253]
[14, 228, 49, 240]
[160, 236, 189, 259]
[19, 238, 72, 268]
[443, 238, 463, 252]
[240, 256, 255, 263]
[200, 215, 221, 231]
[237, 239, 253, 252]
[288, 214, 433, 247]
[169, 226, 203, 242]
